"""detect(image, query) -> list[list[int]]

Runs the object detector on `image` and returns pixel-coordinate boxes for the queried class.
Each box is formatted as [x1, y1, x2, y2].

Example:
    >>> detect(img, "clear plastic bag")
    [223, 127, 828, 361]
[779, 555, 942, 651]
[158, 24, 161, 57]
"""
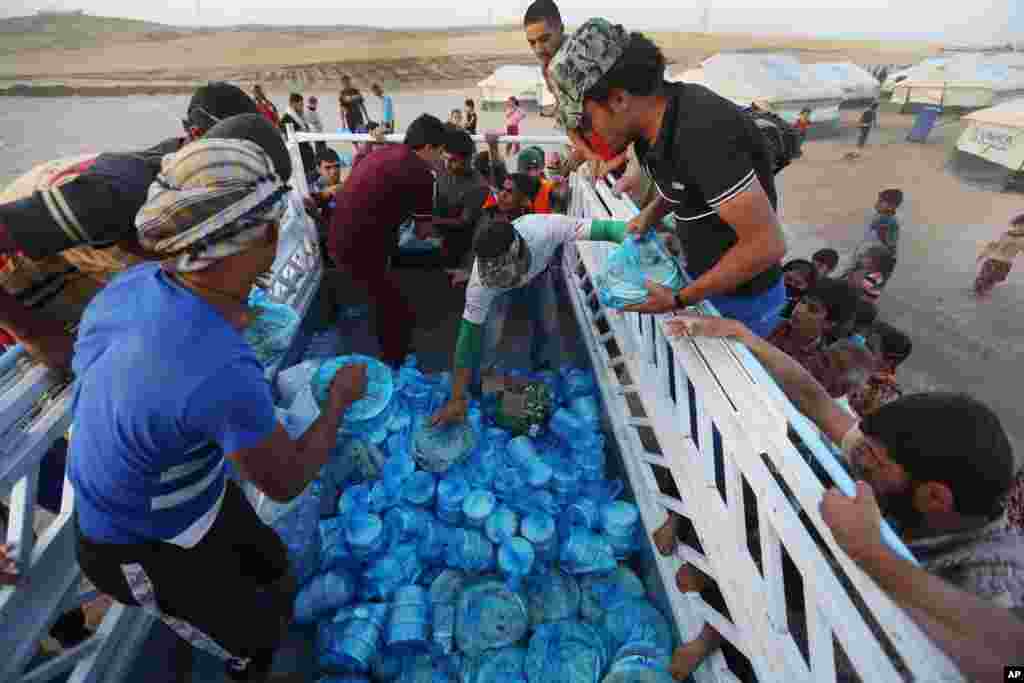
[595, 231, 683, 310]
[244, 298, 301, 367]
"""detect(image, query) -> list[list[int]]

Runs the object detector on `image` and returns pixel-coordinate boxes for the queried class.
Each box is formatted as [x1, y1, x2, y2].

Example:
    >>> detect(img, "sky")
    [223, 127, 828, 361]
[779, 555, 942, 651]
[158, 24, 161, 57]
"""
[3, 0, 1020, 43]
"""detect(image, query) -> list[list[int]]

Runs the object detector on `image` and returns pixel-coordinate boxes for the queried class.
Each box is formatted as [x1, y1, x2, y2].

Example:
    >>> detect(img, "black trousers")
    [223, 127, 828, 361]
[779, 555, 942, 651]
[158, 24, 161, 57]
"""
[75, 481, 295, 681]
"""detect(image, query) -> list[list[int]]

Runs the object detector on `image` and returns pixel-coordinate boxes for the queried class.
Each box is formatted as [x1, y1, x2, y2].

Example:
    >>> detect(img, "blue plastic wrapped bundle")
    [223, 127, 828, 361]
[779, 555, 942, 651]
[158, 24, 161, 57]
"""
[362, 543, 424, 601]
[475, 646, 529, 683]
[445, 528, 495, 573]
[485, 505, 520, 545]
[368, 479, 403, 515]
[550, 460, 583, 505]
[601, 600, 673, 655]
[455, 577, 530, 656]
[398, 654, 460, 683]
[412, 418, 477, 474]
[256, 481, 322, 587]
[573, 447, 606, 483]
[492, 464, 526, 496]
[501, 488, 560, 519]
[506, 437, 554, 488]
[579, 567, 647, 623]
[559, 499, 601, 539]
[601, 642, 674, 683]
[600, 502, 640, 556]
[386, 585, 432, 654]
[520, 513, 557, 564]
[295, 570, 356, 624]
[432, 601, 456, 655]
[313, 354, 396, 423]
[559, 367, 597, 402]
[568, 395, 602, 427]
[549, 408, 587, 445]
[319, 603, 390, 673]
[320, 517, 359, 572]
[581, 479, 624, 506]
[339, 437, 388, 483]
[436, 476, 470, 526]
[594, 230, 683, 310]
[371, 649, 407, 682]
[386, 506, 435, 544]
[525, 621, 606, 683]
[418, 520, 454, 566]
[462, 490, 497, 529]
[337, 482, 372, 518]
[244, 298, 300, 368]
[404, 470, 438, 507]
[345, 512, 390, 562]
[560, 529, 617, 576]
[523, 568, 581, 627]
[497, 538, 535, 591]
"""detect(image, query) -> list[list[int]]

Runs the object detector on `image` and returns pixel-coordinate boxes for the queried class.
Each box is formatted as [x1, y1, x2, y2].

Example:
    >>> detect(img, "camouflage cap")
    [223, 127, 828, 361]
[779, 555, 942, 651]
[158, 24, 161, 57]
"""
[548, 18, 630, 130]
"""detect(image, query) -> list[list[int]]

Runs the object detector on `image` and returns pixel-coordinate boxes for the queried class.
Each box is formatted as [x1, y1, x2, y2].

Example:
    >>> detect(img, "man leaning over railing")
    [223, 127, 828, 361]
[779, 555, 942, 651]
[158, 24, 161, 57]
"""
[665, 313, 1024, 681]
[547, 20, 788, 338]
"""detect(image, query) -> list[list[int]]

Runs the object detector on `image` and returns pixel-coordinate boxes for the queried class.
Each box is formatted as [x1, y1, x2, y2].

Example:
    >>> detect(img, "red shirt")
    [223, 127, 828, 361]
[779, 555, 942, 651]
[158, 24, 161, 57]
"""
[328, 145, 434, 267]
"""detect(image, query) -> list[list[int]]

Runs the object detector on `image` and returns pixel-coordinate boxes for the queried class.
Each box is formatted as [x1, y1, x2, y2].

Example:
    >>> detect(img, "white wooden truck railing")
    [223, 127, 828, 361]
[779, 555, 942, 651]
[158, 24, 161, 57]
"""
[0, 346, 157, 683]
[565, 172, 962, 682]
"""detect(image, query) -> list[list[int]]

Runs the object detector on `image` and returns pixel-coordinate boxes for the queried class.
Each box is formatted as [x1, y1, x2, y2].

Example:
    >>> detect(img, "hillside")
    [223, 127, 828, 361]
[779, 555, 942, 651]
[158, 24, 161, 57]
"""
[0, 12, 941, 94]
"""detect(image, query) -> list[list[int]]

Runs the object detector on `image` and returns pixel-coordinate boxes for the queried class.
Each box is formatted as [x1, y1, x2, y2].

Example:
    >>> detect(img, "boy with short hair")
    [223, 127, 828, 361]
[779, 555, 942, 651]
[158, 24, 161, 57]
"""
[849, 321, 911, 417]
[864, 188, 903, 257]
[464, 99, 478, 135]
[811, 248, 839, 277]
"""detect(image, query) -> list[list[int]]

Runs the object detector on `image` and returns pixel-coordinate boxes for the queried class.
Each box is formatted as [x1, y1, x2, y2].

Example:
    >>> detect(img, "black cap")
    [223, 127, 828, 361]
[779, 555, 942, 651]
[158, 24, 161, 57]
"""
[186, 82, 259, 131]
[203, 113, 292, 180]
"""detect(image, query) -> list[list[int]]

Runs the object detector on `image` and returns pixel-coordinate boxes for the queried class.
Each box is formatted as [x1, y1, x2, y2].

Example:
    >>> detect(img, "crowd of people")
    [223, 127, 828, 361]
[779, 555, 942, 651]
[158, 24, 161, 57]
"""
[0, 0, 1021, 681]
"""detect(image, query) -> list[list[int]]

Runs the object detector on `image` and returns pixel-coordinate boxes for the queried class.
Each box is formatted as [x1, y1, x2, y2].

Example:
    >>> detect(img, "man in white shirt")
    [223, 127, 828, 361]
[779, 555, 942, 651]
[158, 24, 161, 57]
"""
[431, 214, 634, 424]
[305, 96, 327, 157]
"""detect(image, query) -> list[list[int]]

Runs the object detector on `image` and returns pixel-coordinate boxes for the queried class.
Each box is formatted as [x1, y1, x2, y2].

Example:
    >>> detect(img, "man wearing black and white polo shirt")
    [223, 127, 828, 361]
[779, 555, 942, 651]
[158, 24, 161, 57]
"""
[549, 20, 788, 336]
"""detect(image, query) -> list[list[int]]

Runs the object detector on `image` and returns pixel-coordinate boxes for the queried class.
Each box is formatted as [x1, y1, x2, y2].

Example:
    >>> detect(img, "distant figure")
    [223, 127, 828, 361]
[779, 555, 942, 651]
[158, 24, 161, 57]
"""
[449, 109, 464, 129]
[505, 96, 526, 158]
[371, 83, 394, 133]
[339, 75, 369, 133]
[464, 99, 478, 135]
[860, 188, 903, 259]
[306, 95, 327, 157]
[974, 212, 1024, 297]
[858, 102, 879, 147]
[845, 245, 895, 304]
[795, 108, 812, 142]
[252, 84, 279, 127]
[279, 92, 315, 178]
[812, 248, 840, 278]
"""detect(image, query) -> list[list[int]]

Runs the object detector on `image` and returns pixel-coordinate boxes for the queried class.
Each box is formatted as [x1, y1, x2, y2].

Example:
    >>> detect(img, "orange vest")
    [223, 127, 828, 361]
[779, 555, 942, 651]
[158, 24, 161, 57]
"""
[532, 180, 555, 214]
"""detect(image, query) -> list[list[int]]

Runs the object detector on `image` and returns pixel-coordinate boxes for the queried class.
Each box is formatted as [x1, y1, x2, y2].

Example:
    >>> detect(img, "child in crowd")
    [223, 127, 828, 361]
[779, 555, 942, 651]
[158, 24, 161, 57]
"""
[845, 245, 895, 303]
[505, 97, 526, 158]
[974, 212, 1024, 297]
[861, 188, 903, 258]
[449, 109, 464, 129]
[781, 258, 818, 319]
[845, 298, 879, 346]
[811, 248, 839, 278]
[849, 321, 911, 417]
[464, 99, 478, 135]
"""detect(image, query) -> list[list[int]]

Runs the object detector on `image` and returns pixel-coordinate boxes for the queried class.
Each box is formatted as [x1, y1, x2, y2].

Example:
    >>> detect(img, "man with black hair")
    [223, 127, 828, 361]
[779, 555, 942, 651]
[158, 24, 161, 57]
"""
[431, 126, 490, 269]
[551, 20, 789, 338]
[0, 81, 260, 369]
[663, 313, 1023, 681]
[340, 75, 369, 133]
[523, 2, 624, 173]
[481, 173, 542, 222]
[770, 278, 858, 359]
[306, 148, 343, 227]
[328, 114, 447, 366]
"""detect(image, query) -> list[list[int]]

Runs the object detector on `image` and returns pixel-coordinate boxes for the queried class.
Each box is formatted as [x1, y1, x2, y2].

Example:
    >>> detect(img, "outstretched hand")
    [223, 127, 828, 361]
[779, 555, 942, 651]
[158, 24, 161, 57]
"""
[622, 281, 680, 314]
[664, 315, 749, 341]
[329, 363, 368, 411]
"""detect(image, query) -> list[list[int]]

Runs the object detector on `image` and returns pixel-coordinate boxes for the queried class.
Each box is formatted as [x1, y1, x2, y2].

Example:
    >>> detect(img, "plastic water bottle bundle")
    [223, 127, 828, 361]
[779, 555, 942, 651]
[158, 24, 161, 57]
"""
[435, 475, 470, 526]
[462, 489, 497, 529]
[412, 417, 477, 474]
[579, 567, 647, 623]
[520, 512, 558, 565]
[313, 354, 398, 444]
[595, 229, 684, 310]
[403, 470, 438, 507]
[506, 436, 554, 488]
[443, 527, 495, 573]
[558, 366, 597, 402]
[601, 641, 675, 683]
[484, 505, 520, 545]
[497, 538, 535, 591]
[560, 528, 617, 576]
[345, 510, 390, 563]
[386, 585, 432, 654]
[523, 568, 581, 628]
[296, 570, 357, 625]
[362, 544, 423, 601]
[318, 603, 390, 673]
[600, 501, 641, 557]
[244, 289, 301, 368]
[525, 620, 609, 683]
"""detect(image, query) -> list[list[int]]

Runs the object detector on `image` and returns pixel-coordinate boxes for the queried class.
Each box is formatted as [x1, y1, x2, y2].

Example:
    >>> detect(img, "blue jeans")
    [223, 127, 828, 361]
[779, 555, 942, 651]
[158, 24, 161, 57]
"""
[476, 267, 561, 388]
[708, 278, 786, 338]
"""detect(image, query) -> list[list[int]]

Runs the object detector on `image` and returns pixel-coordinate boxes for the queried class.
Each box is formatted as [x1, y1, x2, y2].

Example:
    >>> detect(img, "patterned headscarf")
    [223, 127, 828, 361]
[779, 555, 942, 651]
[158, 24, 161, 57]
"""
[548, 18, 630, 131]
[135, 138, 290, 272]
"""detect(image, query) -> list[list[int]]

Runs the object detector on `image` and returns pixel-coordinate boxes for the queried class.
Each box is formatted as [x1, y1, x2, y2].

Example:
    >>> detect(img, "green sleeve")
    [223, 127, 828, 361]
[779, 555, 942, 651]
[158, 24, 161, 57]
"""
[589, 219, 629, 244]
[454, 319, 483, 370]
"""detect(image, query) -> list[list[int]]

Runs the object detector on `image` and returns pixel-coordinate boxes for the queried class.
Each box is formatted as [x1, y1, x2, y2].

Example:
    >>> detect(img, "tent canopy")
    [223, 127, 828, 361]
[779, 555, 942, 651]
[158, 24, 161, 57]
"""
[956, 97, 1024, 173]
[890, 54, 1024, 108]
[809, 62, 880, 101]
[478, 65, 552, 105]
[670, 53, 844, 123]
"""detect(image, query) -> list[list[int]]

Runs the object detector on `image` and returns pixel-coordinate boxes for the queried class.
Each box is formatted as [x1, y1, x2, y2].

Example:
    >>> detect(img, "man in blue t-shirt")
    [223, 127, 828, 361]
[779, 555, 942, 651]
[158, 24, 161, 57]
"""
[69, 114, 367, 682]
[371, 82, 395, 133]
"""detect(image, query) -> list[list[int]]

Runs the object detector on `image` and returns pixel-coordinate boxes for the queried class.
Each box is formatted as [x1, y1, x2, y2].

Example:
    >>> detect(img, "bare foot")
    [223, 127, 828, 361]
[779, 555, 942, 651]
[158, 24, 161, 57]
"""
[674, 564, 710, 594]
[669, 624, 722, 680]
[653, 511, 681, 556]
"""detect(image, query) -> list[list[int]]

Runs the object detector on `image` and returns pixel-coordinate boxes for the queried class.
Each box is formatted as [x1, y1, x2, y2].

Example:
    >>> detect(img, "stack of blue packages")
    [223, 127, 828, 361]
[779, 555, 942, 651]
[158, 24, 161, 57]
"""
[245, 289, 301, 368]
[594, 230, 683, 310]
[268, 356, 676, 681]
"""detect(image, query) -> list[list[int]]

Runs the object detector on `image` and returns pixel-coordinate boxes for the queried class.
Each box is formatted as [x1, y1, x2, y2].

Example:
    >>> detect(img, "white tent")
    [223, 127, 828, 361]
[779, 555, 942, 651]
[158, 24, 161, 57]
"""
[809, 62, 880, 102]
[477, 65, 553, 109]
[955, 97, 1024, 174]
[670, 53, 844, 125]
[889, 53, 1024, 109]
